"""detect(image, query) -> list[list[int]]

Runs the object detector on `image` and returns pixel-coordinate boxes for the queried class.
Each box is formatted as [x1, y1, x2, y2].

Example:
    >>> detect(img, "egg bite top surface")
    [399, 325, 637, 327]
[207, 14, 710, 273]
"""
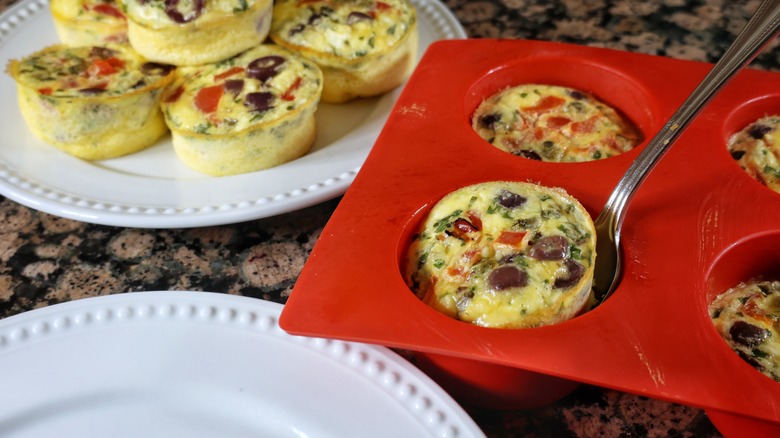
[710, 280, 780, 382]
[728, 115, 780, 193]
[50, 0, 128, 45]
[269, 0, 416, 67]
[122, 0, 262, 29]
[472, 84, 642, 162]
[405, 181, 596, 329]
[161, 44, 322, 137]
[7, 44, 173, 97]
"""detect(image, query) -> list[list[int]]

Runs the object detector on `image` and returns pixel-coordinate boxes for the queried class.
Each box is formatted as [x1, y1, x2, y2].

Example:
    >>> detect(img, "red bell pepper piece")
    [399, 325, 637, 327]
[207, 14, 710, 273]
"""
[194, 85, 224, 114]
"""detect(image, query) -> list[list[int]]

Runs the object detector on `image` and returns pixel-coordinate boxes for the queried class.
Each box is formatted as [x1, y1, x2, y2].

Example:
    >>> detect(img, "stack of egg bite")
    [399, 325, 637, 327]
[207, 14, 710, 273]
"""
[6, 0, 419, 176]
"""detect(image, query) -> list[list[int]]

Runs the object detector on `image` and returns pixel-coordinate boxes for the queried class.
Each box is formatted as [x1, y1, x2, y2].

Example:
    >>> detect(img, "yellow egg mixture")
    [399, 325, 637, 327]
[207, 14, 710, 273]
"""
[405, 181, 596, 328]
[271, 0, 416, 64]
[270, 0, 418, 102]
[710, 280, 780, 382]
[162, 44, 323, 175]
[123, 0, 273, 65]
[6, 44, 174, 159]
[728, 115, 780, 193]
[163, 45, 321, 136]
[472, 84, 641, 162]
[50, 0, 128, 45]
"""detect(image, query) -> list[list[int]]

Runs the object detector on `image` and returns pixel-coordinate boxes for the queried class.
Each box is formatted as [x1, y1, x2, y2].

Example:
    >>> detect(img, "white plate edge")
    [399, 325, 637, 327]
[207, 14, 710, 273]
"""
[0, 291, 485, 438]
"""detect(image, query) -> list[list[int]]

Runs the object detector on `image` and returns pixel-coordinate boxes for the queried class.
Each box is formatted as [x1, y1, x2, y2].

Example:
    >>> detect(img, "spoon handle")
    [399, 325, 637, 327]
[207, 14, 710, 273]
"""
[595, 0, 780, 234]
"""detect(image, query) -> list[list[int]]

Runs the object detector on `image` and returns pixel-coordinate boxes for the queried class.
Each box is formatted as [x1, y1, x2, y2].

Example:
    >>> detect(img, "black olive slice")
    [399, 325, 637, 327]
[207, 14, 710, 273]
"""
[245, 92, 274, 112]
[223, 79, 245, 96]
[246, 56, 285, 82]
[554, 259, 585, 289]
[347, 11, 373, 24]
[488, 265, 528, 291]
[729, 320, 770, 347]
[164, 0, 205, 24]
[528, 235, 570, 261]
[495, 190, 527, 209]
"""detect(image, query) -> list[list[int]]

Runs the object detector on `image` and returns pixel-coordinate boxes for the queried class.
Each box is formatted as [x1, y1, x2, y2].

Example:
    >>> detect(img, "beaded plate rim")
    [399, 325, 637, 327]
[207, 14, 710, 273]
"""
[0, 291, 484, 437]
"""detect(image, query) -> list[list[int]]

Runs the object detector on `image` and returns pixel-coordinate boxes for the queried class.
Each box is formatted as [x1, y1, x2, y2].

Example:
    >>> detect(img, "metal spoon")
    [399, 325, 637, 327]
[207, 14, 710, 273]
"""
[592, 0, 780, 302]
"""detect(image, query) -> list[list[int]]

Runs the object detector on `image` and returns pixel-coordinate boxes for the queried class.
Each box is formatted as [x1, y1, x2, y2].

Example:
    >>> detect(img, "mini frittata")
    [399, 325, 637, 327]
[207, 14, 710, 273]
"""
[728, 115, 780, 193]
[122, 0, 273, 66]
[6, 44, 175, 160]
[710, 280, 780, 382]
[50, 0, 128, 46]
[270, 0, 418, 103]
[162, 44, 323, 176]
[405, 181, 596, 329]
[472, 84, 642, 162]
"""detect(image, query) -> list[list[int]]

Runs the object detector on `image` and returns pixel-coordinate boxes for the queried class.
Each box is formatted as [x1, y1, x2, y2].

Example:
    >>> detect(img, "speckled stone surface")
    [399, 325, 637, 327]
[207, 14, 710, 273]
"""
[1, 0, 778, 436]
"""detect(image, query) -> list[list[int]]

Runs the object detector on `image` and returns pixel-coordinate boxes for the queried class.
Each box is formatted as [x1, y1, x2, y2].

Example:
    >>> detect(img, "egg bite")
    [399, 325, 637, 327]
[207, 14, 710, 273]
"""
[404, 181, 596, 329]
[472, 84, 642, 162]
[6, 44, 175, 160]
[122, 0, 273, 66]
[728, 115, 780, 193]
[50, 0, 128, 46]
[270, 0, 418, 103]
[161, 44, 324, 176]
[710, 280, 780, 382]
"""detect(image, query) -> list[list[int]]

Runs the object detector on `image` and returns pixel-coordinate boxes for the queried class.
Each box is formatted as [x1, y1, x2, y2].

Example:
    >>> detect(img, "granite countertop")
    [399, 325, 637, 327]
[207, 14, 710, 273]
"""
[1, 0, 778, 436]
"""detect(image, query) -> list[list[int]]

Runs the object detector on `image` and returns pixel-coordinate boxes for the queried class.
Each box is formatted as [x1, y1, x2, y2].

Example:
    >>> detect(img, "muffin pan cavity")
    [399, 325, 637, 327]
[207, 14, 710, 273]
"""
[463, 55, 656, 157]
[705, 231, 780, 304]
[704, 232, 780, 380]
[720, 93, 780, 144]
[280, 39, 780, 431]
[719, 93, 780, 193]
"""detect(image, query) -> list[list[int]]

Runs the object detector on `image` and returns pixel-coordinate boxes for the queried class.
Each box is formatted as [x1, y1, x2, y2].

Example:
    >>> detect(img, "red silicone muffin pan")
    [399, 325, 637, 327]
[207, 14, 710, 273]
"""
[279, 39, 780, 432]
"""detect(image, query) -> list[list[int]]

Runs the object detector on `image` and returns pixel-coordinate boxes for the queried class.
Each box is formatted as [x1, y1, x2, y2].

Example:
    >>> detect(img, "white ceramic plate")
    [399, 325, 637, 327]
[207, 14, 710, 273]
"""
[0, 0, 466, 228]
[0, 292, 485, 437]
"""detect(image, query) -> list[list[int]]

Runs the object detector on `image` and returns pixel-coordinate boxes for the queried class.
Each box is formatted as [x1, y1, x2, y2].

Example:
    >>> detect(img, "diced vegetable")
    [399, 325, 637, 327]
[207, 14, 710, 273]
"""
[194, 85, 224, 113]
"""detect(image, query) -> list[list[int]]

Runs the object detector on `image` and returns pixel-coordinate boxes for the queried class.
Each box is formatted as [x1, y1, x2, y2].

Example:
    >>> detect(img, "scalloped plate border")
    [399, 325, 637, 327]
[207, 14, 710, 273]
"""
[0, 292, 485, 437]
[0, 0, 466, 228]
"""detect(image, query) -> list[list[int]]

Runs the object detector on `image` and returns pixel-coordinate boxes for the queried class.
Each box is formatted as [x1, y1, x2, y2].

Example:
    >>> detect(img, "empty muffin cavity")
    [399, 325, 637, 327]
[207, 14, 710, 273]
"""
[464, 57, 656, 163]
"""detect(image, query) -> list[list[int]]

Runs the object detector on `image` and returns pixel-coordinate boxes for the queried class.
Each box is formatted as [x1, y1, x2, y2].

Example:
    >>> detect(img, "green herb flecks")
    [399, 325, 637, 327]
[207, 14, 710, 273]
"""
[433, 209, 463, 233]
[752, 349, 769, 359]
[763, 165, 780, 178]
[233, 0, 249, 12]
[557, 223, 591, 245]
[194, 122, 212, 134]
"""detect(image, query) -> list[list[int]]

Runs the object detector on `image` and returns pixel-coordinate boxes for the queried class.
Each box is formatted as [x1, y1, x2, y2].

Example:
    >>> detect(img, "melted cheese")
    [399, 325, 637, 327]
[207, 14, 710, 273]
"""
[162, 44, 322, 136]
[405, 181, 596, 328]
[270, 0, 416, 64]
[472, 84, 641, 162]
[728, 115, 780, 193]
[710, 280, 780, 382]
